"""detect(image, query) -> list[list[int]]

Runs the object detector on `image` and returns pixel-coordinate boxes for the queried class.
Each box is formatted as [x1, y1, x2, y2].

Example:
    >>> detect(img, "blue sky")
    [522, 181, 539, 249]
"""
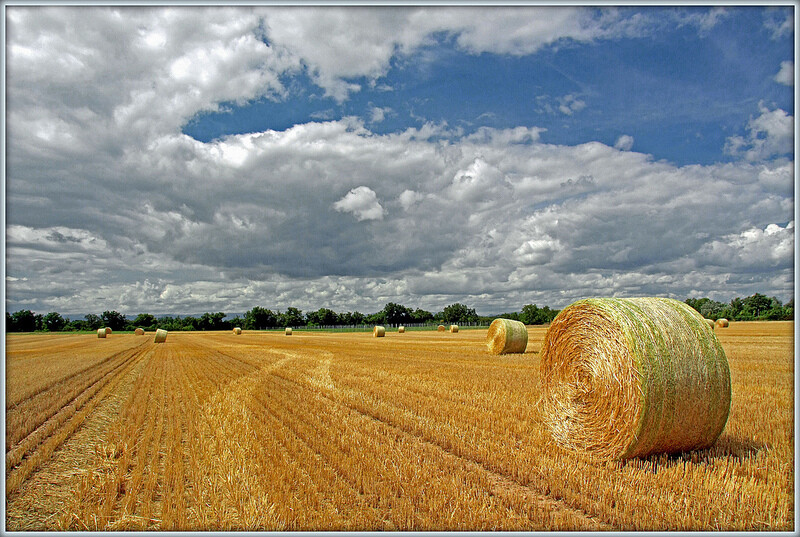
[4, 5, 795, 316]
[184, 6, 794, 167]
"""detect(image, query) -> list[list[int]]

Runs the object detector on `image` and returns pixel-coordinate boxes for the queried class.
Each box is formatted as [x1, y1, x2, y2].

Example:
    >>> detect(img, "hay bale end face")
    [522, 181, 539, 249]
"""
[233, 327, 242, 335]
[398, 326, 405, 333]
[134, 328, 145, 335]
[486, 318, 528, 354]
[373, 325, 386, 337]
[97, 328, 107, 338]
[450, 325, 459, 333]
[437, 325, 446, 332]
[105, 327, 112, 335]
[539, 297, 731, 461]
[705, 318, 715, 329]
[285, 327, 292, 335]
[716, 318, 729, 328]
[154, 329, 168, 343]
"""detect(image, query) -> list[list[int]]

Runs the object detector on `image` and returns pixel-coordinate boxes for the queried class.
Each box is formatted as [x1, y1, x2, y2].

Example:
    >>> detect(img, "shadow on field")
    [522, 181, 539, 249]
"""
[617, 434, 767, 473]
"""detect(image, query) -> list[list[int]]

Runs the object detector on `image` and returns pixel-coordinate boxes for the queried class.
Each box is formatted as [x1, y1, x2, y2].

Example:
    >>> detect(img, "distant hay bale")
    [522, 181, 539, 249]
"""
[105, 327, 112, 335]
[716, 318, 729, 328]
[285, 327, 292, 335]
[154, 329, 168, 343]
[705, 318, 715, 329]
[97, 328, 107, 338]
[539, 297, 731, 461]
[437, 325, 446, 332]
[450, 325, 459, 333]
[233, 327, 242, 335]
[373, 325, 385, 337]
[134, 328, 145, 335]
[486, 318, 528, 354]
[398, 326, 405, 333]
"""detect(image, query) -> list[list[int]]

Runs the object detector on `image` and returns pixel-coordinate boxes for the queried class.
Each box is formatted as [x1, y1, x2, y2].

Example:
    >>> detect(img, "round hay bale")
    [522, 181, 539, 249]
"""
[486, 318, 528, 354]
[705, 318, 715, 329]
[715, 318, 729, 328]
[398, 326, 405, 333]
[285, 327, 292, 335]
[373, 325, 386, 338]
[154, 329, 168, 343]
[437, 324, 446, 332]
[233, 327, 242, 335]
[97, 328, 107, 338]
[539, 297, 731, 461]
[105, 327, 112, 335]
[450, 325, 459, 333]
[134, 328, 145, 335]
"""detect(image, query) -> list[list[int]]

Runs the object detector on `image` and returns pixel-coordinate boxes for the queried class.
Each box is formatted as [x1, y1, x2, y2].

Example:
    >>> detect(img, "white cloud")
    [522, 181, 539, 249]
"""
[333, 186, 385, 221]
[369, 105, 392, 123]
[764, 10, 793, 40]
[697, 221, 794, 270]
[614, 134, 634, 151]
[725, 103, 794, 161]
[774, 61, 793, 86]
[557, 94, 587, 116]
[398, 189, 424, 211]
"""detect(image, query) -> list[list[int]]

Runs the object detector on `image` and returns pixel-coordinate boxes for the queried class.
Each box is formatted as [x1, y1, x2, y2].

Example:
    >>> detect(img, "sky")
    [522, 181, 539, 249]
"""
[4, 4, 796, 317]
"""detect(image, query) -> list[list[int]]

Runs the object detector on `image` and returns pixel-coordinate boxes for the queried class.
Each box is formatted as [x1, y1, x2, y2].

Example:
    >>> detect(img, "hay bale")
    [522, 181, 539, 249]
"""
[450, 325, 459, 333]
[373, 325, 385, 338]
[486, 318, 528, 354]
[437, 325, 446, 332]
[285, 327, 292, 335]
[715, 318, 729, 328]
[105, 327, 112, 335]
[705, 318, 715, 329]
[539, 297, 731, 460]
[233, 327, 242, 335]
[134, 328, 145, 335]
[97, 328, 107, 338]
[398, 326, 405, 333]
[154, 329, 168, 343]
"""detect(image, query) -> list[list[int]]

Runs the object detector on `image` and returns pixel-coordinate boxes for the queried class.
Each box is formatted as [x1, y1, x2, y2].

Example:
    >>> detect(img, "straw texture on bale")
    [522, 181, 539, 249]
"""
[449, 325, 459, 333]
[285, 327, 292, 335]
[716, 318, 729, 328]
[398, 326, 405, 333]
[437, 325, 446, 332]
[97, 329, 106, 338]
[105, 327, 112, 335]
[539, 297, 731, 461]
[705, 318, 715, 329]
[134, 328, 145, 335]
[233, 327, 242, 335]
[373, 326, 386, 338]
[154, 329, 168, 343]
[486, 318, 528, 354]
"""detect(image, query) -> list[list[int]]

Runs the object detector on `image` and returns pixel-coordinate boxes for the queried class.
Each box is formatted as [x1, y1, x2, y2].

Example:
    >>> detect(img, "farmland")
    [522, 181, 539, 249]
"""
[4, 322, 794, 530]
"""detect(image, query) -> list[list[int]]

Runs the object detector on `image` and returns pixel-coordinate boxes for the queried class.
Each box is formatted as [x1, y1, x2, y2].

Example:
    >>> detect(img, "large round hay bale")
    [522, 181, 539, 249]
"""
[539, 297, 731, 461]
[97, 328, 107, 338]
[285, 327, 292, 335]
[449, 325, 459, 333]
[154, 329, 168, 343]
[134, 328, 145, 335]
[437, 325, 446, 332]
[705, 318, 715, 329]
[105, 327, 112, 335]
[486, 318, 528, 354]
[715, 318, 729, 328]
[373, 325, 385, 338]
[233, 327, 242, 335]
[398, 326, 405, 333]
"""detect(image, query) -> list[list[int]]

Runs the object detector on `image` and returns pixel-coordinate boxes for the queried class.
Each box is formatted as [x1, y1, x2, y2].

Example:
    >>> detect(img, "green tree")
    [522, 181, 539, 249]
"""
[43, 312, 67, 332]
[742, 293, 773, 319]
[11, 310, 39, 332]
[243, 307, 277, 330]
[83, 313, 103, 330]
[199, 312, 228, 330]
[382, 303, 412, 326]
[441, 303, 478, 324]
[279, 307, 305, 328]
[520, 304, 558, 325]
[132, 313, 157, 331]
[306, 308, 339, 327]
[410, 308, 433, 324]
[101, 310, 127, 331]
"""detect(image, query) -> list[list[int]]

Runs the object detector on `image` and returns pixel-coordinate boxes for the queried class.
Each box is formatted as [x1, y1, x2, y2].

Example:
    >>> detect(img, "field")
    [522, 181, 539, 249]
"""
[4, 322, 794, 531]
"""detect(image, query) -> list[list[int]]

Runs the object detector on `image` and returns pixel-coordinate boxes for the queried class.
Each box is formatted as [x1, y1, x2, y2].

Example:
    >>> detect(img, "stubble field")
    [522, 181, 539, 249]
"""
[4, 321, 794, 531]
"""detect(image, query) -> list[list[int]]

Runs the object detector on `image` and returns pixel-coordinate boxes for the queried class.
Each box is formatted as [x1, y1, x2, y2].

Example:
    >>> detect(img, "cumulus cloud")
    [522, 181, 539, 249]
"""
[774, 60, 794, 86]
[557, 94, 587, 116]
[333, 186, 385, 221]
[614, 135, 634, 151]
[724, 102, 794, 161]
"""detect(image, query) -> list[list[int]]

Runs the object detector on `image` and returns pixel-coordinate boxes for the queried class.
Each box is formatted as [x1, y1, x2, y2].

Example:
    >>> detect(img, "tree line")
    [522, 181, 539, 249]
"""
[4, 293, 793, 333]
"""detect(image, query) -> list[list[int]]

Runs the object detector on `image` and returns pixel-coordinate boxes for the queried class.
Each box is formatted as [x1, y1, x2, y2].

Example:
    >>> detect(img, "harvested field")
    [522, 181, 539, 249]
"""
[4, 322, 794, 530]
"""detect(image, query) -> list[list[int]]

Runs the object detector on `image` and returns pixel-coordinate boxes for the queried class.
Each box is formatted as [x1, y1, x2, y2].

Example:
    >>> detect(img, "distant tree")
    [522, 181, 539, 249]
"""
[520, 304, 558, 325]
[382, 303, 412, 326]
[497, 311, 521, 321]
[441, 303, 478, 324]
[365, 312, 385, 325]
[132, 313, 157, 331]
[340, 311, 365, 326]
[742, 293, 773, 319]
[101, 310, 127, 331]
[243, 307, 277, 330]
[306, 308, 339, 327]
[410, 308, 433, 324]
[279, 307, 305, 327]
[83, 313, 103, 331]
[11, 310, 40, 332]
[6, 312, 14, 331]
[199, 312, 228, 330]
[43, 312, 67, 332]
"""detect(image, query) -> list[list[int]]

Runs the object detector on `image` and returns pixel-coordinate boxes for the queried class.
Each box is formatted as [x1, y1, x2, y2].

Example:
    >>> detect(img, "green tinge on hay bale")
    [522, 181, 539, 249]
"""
[539, 297, 731, 461]
[373, 325, 385, 337]
[486, 318, 528, 354]
[154, 329, 168, 343]
[285, 327, 292, 335]
[105, 327, 112, 335]
[398, 326, 405, 333]
[449, 325, 459, 333]
[233, 327, 242, 335]
[134, 328, 145, 335]
[705, 318, 715, 329]
[715, 318, 729, 328]
[97, 328, 107, 338]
